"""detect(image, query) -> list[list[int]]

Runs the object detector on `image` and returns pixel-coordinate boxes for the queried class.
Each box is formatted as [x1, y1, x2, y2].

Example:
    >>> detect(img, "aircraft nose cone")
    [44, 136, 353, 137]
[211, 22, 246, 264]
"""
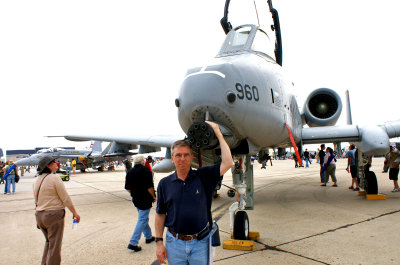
[15, 156, 40, 166]
[177, 69, 228, 132]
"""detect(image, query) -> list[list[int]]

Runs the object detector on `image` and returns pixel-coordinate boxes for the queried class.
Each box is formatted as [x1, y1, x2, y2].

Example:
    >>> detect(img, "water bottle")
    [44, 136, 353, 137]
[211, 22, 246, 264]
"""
[72, 218, 78, 230]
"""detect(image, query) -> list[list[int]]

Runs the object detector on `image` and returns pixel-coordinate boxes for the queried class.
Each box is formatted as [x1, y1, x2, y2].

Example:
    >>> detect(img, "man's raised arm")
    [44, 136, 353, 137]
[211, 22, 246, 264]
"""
[205, 121, 234, 176]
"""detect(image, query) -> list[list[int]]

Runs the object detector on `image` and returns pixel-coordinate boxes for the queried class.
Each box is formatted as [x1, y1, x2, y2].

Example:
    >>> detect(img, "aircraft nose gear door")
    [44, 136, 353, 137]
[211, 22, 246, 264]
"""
[230, 155, 254, 239]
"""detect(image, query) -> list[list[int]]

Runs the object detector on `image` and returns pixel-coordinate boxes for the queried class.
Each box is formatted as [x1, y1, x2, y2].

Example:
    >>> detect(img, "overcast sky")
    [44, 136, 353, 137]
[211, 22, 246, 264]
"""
[0, 0, 399, 153]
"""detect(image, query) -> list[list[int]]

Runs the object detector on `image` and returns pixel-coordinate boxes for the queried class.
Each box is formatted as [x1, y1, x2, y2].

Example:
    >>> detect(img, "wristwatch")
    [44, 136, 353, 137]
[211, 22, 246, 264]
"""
[155, 237, 163, 243]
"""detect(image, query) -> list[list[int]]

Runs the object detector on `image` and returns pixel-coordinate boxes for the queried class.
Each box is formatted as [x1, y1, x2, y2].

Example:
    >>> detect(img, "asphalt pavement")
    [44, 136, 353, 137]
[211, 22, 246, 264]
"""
[1, 157, 399, 265]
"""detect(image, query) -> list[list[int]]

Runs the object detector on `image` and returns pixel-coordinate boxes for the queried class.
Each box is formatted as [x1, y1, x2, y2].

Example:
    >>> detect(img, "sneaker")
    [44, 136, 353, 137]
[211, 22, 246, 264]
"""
[348, 186, 354, 190]
[391, 189, 397, 192]
[127, 244, 142, 252]
[353, 187, 359, 191]
[145, 237, 155, 244]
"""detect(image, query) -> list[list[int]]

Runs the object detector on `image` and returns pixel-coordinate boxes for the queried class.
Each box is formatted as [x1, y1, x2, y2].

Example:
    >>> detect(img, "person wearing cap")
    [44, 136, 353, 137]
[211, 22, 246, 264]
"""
[33, 155, 80, 265]
[155, 121, 234, 265]
[387, 145, 400, 192]
[125, 155, 156, 252]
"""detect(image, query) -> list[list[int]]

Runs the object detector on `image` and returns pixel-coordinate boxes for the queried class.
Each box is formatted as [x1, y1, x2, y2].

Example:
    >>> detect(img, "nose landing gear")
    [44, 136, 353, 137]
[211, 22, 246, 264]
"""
[223, 155, 259, 251]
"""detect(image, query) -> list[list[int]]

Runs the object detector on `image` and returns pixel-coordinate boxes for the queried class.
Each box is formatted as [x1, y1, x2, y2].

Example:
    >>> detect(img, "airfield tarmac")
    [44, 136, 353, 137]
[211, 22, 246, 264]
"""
[1, 157, 399, 265]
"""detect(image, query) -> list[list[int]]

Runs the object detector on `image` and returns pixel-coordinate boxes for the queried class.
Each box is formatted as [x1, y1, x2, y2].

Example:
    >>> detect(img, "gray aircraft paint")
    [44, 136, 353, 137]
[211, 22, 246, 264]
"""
[61, 2, 400, 193]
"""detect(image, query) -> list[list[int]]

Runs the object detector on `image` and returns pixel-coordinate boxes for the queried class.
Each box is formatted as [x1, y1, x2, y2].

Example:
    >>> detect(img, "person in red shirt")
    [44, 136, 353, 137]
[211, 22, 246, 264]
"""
[145, 156, 153, 173]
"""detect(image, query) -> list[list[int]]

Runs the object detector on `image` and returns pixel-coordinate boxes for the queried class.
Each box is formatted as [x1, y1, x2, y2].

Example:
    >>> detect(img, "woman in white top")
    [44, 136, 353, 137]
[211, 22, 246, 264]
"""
[321, 147, 337, 187]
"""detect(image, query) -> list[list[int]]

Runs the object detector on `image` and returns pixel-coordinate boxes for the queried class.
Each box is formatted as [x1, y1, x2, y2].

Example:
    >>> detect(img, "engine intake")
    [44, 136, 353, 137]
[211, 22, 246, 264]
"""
[303, 88, 342, 127]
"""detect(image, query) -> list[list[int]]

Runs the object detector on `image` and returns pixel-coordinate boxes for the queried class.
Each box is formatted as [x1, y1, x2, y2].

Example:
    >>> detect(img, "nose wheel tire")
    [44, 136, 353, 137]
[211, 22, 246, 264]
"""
[233, 211, 249, 240]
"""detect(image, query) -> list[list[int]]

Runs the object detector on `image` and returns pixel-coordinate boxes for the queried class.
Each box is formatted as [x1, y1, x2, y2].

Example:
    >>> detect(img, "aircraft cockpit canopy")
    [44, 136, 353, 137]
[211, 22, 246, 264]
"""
[218, 25, 275, 60]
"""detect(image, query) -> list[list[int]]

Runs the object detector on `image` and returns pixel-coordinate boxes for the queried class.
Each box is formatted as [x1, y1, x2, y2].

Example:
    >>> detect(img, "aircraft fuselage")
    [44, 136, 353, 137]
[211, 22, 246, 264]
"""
[177, 25, 301, 153]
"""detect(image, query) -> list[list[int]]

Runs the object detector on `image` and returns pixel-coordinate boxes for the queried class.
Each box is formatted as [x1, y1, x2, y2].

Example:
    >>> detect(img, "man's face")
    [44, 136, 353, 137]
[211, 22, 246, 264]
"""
[171, 145, 194, 172]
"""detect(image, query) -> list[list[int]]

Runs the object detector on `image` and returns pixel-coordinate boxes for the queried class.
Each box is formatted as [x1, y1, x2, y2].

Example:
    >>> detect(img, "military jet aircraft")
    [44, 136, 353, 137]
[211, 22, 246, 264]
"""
[15, 141, 134, 172]
[62, 0, 400, 239]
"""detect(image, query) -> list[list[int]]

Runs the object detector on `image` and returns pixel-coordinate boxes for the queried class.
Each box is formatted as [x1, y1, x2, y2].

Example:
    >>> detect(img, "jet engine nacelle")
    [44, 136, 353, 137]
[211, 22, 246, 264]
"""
[303, 88, 342, 127]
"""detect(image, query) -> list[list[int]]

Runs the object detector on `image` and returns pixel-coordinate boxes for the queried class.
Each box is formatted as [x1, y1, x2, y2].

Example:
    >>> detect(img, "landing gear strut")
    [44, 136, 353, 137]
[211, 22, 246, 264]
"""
[229, 155, 254, 240]
[357, 150, 378, 194]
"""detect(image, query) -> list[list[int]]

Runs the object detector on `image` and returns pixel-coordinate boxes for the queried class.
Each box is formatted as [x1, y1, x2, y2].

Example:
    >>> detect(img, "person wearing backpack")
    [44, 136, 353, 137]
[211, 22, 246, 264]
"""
[3, 161, 19, 195]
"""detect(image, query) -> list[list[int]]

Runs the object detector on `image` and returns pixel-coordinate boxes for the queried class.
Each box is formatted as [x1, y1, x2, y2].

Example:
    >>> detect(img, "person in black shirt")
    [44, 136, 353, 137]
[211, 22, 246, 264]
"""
[123, 158, 132, 172]
[125, 155, 156, 252]
[318, 144, 326, 183]
[304, 149, 310, 167]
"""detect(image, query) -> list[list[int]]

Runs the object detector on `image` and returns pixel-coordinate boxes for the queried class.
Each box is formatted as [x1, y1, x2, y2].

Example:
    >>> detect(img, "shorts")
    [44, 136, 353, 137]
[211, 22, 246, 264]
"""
[350, 165, 357, 178]
[389, 168, 399, 181]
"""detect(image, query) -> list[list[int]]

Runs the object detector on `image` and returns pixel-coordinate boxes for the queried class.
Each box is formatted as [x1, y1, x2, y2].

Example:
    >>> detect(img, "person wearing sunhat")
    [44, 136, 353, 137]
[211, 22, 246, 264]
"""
[33, 155, 81, 265]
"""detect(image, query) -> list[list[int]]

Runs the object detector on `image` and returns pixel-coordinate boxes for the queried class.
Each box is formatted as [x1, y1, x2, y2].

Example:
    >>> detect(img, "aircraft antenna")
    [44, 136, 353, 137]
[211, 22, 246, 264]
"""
[253, 0, 261, 27]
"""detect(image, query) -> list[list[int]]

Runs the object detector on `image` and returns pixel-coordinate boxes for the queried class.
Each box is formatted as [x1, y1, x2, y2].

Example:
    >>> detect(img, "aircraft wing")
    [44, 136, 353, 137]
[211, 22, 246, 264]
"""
[63, 134, 183, 150]
[302, 120, 400, 155]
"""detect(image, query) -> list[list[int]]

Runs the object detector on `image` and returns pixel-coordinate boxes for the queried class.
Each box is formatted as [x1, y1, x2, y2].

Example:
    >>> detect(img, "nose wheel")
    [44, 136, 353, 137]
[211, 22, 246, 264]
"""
[233, 211, 249, 240]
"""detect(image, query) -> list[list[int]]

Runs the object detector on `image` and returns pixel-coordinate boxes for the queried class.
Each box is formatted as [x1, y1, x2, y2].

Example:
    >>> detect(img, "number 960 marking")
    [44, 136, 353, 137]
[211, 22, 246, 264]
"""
[235, 83, 259, 101]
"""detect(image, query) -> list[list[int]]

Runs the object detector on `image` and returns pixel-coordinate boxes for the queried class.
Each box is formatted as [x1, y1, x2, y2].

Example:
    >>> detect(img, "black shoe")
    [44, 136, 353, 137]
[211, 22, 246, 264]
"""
[127, 244, 142, 252]
[145, 236, 155, 244]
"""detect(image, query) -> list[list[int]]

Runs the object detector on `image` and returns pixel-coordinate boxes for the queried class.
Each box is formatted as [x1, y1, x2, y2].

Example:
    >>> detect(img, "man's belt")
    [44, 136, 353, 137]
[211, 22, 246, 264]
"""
[168, 226, 209, 241]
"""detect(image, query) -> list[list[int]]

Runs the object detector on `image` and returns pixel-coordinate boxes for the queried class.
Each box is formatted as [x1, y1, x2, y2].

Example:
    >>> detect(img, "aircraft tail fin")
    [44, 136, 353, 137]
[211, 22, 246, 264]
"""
[345, 90, 353, 125]
[102, 142, 113, 155]
[90, 141, 102, 153]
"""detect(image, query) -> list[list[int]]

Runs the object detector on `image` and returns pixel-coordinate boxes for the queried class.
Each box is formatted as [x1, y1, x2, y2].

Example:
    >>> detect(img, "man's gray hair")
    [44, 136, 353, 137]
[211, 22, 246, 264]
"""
[133, 155, 145, 165]
[171, 140, 192, 155]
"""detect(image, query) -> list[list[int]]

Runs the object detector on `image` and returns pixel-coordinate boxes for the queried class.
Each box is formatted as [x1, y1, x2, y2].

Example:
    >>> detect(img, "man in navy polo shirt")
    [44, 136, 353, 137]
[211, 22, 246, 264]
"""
[155, 121, 234, 265]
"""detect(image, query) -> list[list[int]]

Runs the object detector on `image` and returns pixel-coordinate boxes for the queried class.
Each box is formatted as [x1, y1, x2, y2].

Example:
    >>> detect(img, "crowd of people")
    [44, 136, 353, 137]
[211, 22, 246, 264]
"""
[254, 143, 399, 193]
[2, 135, 399, 264]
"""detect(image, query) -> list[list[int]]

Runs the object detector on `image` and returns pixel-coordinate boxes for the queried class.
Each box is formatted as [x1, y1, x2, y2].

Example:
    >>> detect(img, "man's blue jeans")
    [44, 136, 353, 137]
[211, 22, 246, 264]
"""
[5, 175, 15, 193]
[305, 158, 309, 167]
[129, 207, 152, 246]
[166, 229, 210, 265]
[320, 164, 325, 183]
